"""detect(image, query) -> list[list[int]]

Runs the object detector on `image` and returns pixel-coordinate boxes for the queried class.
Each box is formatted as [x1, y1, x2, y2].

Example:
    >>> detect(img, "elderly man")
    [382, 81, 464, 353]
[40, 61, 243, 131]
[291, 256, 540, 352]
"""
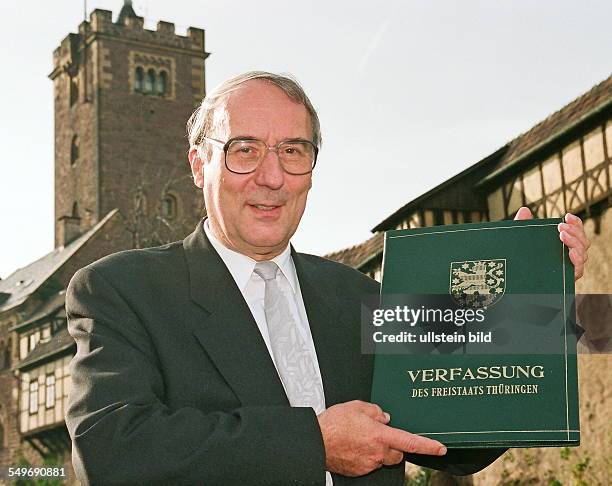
[65, 72, 590, 485]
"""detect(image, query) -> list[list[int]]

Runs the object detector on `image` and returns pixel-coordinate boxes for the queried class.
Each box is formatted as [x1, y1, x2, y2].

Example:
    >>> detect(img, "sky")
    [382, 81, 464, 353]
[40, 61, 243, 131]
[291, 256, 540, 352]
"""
[0, 0, 610, 279]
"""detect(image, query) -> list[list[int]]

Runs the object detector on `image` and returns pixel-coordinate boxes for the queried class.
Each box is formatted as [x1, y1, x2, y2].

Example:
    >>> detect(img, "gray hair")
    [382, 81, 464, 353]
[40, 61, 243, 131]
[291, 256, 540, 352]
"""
[186, 71, 322, 149]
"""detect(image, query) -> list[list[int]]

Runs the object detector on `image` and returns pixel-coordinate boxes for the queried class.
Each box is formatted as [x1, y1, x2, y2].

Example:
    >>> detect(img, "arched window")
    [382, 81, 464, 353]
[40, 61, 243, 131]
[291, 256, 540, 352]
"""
[70, 135, 79, 166]
[156, 71, 167, 96]
[144, 69, 156, 94]
[161, 194, 177, 220]
[134, 66, 144, 92]
[72, 201, 79, 217]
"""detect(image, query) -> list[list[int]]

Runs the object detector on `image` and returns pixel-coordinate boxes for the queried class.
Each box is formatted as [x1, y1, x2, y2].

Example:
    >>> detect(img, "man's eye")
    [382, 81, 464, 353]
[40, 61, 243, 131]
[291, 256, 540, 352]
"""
[283, 145, 305, 156]
[230, 143, 260, 156]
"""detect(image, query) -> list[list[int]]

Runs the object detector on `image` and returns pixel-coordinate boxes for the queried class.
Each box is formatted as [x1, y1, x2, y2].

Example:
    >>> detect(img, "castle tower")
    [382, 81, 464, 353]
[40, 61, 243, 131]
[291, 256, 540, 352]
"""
[49, 2, 209, 248]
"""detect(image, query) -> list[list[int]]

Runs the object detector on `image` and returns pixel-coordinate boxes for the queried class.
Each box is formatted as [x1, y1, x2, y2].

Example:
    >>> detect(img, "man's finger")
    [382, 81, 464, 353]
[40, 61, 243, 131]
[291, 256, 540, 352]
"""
[569, 248, 585, 280]
[359, 401, 389, 423]
[559, 230, 587, 255]
[374, 412, 391, 424]
[381, 426, 447, 456]
[558, 222, 589, 249]
[383, 448, 404, 466]
[565, 213, 583, 227]
[565, 213, 591, 248]
[514, 206, 533, 220]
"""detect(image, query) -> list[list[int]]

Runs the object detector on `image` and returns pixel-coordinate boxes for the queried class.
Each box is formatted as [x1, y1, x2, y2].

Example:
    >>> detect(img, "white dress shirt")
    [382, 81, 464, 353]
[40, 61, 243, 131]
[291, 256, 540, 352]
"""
[203, 220, 333, 484]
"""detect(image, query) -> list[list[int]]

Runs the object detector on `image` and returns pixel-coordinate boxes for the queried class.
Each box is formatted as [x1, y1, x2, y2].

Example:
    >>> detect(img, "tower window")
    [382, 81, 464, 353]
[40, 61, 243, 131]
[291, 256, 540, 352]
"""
[144, 69, 156, 94]
[130, 51, 175, 99]
[71, 135, 79, 166]
[134, 66, 144, 92]
[70, 75, 79, 106]
[161, 194, 177, 219]
[156, 71, 167, 96]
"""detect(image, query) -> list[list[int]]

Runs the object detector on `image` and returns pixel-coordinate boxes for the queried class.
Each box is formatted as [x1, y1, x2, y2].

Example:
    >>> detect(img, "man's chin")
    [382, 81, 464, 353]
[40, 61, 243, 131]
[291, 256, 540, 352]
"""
[244, 232, 292, 255]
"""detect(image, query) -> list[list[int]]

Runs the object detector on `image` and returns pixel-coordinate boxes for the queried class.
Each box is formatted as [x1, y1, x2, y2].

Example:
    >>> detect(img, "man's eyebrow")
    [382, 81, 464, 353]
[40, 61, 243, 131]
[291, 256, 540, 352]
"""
[230, 135, 312, 143]
[231, 134, 259, 140]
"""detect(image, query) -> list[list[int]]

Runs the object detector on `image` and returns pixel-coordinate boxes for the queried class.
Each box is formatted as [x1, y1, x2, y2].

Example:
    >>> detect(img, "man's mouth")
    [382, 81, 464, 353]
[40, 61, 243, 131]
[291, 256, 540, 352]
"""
[252, 204, 279, 211]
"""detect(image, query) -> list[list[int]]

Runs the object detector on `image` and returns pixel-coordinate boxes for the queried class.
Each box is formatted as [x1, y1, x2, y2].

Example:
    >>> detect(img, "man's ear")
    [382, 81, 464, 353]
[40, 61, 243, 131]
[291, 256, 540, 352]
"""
[188, 146, 204, 188]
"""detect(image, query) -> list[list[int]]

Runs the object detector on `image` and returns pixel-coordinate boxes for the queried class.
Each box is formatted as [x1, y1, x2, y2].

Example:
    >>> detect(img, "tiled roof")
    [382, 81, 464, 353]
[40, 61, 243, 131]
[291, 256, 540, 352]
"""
[340, 75, 612, 264]
[481, 75, 612, 185]
[371, 146, 506, 233]
[325, 232, 384, 270]
[372, 74, 612, 232]
[502, 75, 611, 167]
[0, 209, 119, 314]
[14, 327, 74, 371]
[9, 290, 66, 332]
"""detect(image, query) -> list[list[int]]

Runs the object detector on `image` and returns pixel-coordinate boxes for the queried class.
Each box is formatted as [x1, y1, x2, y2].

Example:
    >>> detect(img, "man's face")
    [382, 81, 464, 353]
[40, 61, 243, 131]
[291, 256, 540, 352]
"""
[191, 80, 314, 260]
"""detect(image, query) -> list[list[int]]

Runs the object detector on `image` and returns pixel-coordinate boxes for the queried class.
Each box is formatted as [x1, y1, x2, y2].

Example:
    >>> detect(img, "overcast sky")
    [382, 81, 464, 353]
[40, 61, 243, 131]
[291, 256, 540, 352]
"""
[0, 0, 610, 279]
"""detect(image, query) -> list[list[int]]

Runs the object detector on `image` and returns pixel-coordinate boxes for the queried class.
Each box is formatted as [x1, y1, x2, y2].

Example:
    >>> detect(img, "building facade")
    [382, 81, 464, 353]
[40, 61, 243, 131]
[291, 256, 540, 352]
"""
[50, 1, 208, 249]
[329, 76, 611, 300]
[0, 2, 208, 479]
[0, 211, 125, 474]
[327, 75, 611, 484]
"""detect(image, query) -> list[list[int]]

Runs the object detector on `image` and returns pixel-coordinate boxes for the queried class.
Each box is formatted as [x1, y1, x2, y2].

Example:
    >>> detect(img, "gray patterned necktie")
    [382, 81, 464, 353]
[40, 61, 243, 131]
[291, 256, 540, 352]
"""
[254, 261, 325, 414]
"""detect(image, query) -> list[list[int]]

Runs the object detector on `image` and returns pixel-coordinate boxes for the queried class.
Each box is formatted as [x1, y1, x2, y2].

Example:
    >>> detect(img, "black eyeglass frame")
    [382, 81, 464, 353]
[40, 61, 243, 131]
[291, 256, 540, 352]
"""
[203, 136, 318, 175]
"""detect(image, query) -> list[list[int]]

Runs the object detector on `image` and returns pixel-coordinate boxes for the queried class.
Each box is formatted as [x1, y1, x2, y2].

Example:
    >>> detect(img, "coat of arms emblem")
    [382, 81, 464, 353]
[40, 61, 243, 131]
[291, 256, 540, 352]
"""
[450, 259, 506, 308]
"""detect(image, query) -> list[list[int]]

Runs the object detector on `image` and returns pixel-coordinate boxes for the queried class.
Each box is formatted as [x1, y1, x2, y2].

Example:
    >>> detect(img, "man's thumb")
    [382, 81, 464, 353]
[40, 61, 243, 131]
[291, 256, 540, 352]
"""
[514, 206, 533, 220]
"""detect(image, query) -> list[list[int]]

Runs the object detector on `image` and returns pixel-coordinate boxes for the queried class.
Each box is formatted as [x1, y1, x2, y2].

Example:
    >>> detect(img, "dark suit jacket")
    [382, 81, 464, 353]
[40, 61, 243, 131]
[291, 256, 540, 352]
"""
[65, 220, 504, 485]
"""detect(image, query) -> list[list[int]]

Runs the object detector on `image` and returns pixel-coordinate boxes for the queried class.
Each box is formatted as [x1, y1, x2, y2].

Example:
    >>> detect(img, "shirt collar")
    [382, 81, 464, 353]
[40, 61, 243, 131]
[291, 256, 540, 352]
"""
[204, 219, 298, 294]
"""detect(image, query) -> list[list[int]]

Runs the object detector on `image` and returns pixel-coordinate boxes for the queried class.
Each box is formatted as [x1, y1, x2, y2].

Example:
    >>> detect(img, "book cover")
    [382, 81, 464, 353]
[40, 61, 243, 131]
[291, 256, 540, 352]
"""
[370, 218, 579, 448]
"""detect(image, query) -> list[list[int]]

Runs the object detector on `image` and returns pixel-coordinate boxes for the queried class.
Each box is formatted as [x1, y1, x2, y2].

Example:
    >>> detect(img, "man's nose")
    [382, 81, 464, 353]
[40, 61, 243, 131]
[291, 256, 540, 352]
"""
[253, 149, 284, 189]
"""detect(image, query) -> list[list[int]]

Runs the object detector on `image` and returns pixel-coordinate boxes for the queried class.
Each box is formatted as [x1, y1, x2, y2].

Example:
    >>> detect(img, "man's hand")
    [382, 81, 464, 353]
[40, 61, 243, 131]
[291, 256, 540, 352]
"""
[317, 400, 446, 477]
[513, 207, 590, 281]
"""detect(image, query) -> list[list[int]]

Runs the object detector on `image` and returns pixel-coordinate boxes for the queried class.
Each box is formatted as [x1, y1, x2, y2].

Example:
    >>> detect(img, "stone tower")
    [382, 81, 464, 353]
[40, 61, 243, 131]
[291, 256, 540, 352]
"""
[49, 1, 209, 249]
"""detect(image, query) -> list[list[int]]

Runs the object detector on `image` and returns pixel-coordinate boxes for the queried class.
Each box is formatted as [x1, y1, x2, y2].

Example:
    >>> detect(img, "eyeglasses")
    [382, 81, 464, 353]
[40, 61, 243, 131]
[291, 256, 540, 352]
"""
[203, 137, 318, 175]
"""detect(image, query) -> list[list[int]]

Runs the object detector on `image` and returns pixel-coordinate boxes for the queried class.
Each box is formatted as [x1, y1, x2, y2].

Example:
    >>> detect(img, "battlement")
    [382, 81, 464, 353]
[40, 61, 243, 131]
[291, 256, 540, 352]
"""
[50, 33, 81, 78]
[51, 7, 206, 73]
[88, 8, 205, 51]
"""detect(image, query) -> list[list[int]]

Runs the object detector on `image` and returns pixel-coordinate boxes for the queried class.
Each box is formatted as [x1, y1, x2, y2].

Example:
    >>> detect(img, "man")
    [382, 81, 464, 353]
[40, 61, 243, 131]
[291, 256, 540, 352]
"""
[65, 72, 590, 485]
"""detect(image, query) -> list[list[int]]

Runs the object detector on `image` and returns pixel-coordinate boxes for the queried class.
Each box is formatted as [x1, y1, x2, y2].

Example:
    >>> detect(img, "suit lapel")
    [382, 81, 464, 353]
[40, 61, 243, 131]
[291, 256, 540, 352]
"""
[183, 220, 288, 407]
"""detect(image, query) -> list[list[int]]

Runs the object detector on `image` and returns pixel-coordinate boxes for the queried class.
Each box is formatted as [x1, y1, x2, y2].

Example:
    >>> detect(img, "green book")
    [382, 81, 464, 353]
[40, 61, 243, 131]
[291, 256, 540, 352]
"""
[370, 218, 579, 448]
